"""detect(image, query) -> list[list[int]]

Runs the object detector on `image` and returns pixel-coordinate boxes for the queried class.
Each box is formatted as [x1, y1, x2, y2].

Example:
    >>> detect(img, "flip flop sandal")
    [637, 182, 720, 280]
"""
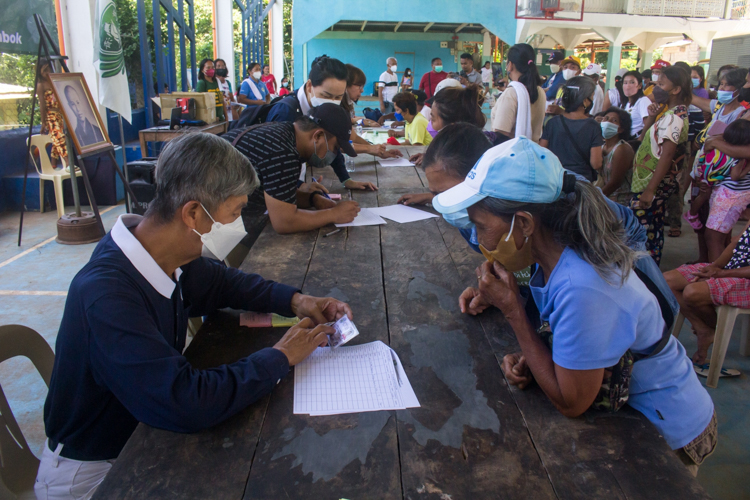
[668, 228, 681, 237]
[683, 212, 703, 230]
[694, 363, 741, 378]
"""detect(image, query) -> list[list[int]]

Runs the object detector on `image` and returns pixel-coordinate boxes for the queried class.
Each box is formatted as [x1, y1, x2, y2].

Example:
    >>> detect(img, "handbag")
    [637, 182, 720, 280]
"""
[536, 268, 674, 413]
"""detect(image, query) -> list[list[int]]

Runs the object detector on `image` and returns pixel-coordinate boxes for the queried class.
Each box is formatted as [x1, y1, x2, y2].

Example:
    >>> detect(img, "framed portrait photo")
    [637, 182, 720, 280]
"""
[49, 72, 111, 156]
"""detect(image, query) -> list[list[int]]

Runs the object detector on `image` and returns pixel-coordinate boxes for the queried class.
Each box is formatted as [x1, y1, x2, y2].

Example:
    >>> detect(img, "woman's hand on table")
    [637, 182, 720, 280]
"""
[290, 293, 353, 325]
[369, 144, 403, 158]
[458, 286, 491, 316]
[409, 153, 424, 166]
[501, 352, 534, 389]
[397, 192, 434, 206]
[363, 119, 380, 128]
[345, 179, 378, 191]
[476, 261, 523, 317]
[273, 317, 334, 366]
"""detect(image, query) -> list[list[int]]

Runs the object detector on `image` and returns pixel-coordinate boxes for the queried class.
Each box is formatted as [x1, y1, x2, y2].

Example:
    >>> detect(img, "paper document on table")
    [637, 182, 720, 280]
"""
[377, 157, 415, 167]
[369, 205, 440, 224]
[294, 341, 420, 416]
[334, 208, 387, 227]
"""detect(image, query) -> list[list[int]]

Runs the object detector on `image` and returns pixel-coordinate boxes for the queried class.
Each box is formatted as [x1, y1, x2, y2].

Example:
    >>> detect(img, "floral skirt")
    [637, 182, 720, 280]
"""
[630, 176, 678, 266]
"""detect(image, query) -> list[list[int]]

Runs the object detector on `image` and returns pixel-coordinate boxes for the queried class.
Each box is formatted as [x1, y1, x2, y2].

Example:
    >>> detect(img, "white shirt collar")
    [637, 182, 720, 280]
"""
[298, 86, 311, 116]
[110, 214, 183, 299]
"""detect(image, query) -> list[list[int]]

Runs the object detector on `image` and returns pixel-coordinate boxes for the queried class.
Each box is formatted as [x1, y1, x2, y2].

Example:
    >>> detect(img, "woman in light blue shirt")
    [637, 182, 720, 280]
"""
[433, 137, 716, 475]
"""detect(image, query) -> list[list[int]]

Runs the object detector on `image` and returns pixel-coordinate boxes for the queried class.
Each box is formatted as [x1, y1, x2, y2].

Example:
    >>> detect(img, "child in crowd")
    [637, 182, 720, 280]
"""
[278, 77, 290, 96]
[684, 120, 750, 230]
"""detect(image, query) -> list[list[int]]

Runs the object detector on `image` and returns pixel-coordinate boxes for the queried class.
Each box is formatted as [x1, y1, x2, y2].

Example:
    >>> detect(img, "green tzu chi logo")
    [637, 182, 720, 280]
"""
[98, 3, 125, 78]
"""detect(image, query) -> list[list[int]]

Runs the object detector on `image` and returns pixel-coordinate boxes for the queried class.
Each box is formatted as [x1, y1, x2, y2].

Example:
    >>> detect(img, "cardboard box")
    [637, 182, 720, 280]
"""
[154, 92, 218, 124]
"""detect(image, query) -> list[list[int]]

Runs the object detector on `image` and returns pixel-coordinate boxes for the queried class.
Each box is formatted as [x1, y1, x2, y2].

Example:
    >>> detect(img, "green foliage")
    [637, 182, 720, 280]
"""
[0, 53, 40, 126]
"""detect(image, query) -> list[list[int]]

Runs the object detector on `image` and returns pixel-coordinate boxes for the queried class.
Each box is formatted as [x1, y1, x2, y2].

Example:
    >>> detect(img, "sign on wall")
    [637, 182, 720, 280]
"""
[0, 0, 58, 55]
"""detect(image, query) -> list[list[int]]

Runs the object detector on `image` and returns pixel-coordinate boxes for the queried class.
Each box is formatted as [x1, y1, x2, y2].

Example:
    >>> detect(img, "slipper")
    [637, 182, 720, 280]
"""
[683, 212, 703, 230]
[668, 228, 681, 237]
[693, 363, 741, 378]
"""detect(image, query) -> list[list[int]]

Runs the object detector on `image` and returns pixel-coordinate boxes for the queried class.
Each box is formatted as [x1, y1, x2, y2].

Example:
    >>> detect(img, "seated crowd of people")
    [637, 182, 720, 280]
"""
[37, 45, 749, 497]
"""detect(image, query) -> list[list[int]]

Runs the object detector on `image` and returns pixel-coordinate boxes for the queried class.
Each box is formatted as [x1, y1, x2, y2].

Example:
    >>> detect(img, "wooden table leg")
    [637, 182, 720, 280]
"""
[139, 133, 147, 158]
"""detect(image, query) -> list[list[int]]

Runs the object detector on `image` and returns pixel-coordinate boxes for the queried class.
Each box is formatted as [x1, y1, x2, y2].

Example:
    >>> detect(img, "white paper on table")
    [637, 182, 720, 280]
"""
[294, 341, 420, 416]
[377, 157, 415, 168]
[383, 120, 395, 127]
[334, 208, 387, 227]
[369, 205, 440, 224]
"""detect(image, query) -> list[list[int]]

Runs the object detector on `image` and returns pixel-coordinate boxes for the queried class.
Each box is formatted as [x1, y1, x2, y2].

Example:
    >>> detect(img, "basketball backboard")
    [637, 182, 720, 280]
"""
[515, 0, 585, 21]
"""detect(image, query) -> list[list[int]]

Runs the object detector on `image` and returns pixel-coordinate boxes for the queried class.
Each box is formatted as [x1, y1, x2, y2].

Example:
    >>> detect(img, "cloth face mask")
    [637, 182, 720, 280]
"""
[193, 204, 246, 261]
[309, 133, 337, 168]
[478, 213, 535, 272]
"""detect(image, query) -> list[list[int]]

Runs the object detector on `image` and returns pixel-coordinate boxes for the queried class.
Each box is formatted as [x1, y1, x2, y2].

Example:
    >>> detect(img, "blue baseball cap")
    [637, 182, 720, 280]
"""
[433, 137, 565, 214]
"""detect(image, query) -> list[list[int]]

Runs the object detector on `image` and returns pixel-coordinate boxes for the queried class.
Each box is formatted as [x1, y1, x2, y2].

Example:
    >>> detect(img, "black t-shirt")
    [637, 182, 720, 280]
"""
[223, 121, 301, 215]
[541, 116, 603, 181]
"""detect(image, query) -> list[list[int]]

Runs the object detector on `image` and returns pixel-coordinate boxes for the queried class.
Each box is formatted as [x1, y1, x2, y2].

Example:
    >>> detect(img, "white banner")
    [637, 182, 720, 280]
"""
[93, 0, 131, 123]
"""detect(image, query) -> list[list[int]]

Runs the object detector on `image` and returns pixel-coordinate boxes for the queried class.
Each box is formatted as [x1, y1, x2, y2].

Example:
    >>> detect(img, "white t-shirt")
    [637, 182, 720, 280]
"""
[607, 88, 620, 108]
[378, 71, 399, 103]
[591, 85, 604, 115]
[481, 67, 492, 84]
[625, 96, 651, 137]
[420, 104, 432, 122]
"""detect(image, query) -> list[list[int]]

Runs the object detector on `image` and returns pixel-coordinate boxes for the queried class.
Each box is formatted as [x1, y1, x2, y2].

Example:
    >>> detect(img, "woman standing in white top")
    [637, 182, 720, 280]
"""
[620, 70, 651, 138]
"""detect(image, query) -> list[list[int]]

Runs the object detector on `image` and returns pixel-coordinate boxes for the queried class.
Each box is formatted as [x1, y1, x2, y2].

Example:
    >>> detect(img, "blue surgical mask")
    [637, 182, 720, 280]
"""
[717, 90, 737, 104]
[691, 78, 700, 88]
[394, 112, 404, 121]
[442, 208, 473, 229]
[600, 121, 619, 139]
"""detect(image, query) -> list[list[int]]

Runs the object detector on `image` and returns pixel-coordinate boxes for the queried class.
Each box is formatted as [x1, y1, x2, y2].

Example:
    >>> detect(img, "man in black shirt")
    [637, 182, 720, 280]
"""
[223, 103, 361, 234]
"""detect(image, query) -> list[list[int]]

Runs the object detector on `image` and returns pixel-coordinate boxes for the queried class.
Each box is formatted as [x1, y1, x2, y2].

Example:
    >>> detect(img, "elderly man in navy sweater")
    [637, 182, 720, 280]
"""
[35, 133, 349, 499]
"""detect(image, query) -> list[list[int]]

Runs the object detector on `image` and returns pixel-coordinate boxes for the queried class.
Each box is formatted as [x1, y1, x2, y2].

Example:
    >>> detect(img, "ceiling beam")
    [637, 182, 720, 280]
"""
[424, 22, 434, 32]
[394, 21, 403, 32]
[360, 20, 367, 32]
[455, 23, 468, 33]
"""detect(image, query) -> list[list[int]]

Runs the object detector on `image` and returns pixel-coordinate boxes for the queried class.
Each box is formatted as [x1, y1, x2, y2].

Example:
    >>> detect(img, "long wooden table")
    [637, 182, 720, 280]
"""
[95, 147, 710, 499]
[138, 121, 228, 157]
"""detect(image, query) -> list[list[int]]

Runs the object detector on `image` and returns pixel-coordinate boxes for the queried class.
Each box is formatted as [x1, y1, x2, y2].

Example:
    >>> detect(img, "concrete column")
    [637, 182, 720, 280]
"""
[214, 0, 235, 90]
[59, 0, 105, 128]
[269, 0, 284, 82]
[302, 42, 308, 83]
[605, 45, 622, 90]
[564, 49, 575, 58]
[640, 51, 653, 71]
[482, 31, 492, 63]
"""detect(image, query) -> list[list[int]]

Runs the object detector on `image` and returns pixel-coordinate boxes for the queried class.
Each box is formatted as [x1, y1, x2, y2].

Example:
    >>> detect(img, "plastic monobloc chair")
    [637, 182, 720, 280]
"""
[0, 325, 55, 499]
[27, 134, 80, 219]
[672, 306, 750, 388]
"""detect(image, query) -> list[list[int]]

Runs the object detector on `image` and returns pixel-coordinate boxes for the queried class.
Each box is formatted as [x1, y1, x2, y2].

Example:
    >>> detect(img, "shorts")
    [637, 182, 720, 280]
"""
[706, 185, 750, 233]
[678, 264, 750, 308]
[675, 410, 718, 477]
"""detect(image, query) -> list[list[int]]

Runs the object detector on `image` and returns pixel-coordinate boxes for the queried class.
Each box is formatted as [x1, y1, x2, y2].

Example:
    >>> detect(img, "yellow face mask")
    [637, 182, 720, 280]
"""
[478, 212, 535, 272]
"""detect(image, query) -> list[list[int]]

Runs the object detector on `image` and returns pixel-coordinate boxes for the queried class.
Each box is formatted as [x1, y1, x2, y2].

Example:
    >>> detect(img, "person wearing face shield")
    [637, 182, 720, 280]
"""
[36, 133, 354, 498]
[432, 137, 715, 476]
[259, 55, 377, 191]
[223, 103, 363, 235]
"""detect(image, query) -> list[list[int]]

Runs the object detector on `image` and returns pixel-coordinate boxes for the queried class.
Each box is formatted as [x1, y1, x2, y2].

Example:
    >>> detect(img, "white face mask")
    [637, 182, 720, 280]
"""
[390, 65, 398, 73]
[562, 68, 577, 80]
[549, 64, 560, 73]
[193, 204, 246, 261]
[651, 73, 659, 82]
[309, 88, 341, 107]
[252, 71, 262, 80]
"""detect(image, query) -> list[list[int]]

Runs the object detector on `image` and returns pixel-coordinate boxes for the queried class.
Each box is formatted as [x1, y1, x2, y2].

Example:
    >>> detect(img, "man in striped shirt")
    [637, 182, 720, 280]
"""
[223, 103, 361, 234]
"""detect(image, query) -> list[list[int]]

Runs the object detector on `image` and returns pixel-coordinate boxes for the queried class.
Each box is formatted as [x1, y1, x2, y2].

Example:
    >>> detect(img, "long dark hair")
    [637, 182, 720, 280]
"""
[342, 64, 366, 114]
[691, 65, 705, 89]
[422, 123, 492, 176]
[198, 58, 213, 81]
[507, 43, 541, 104]
[662, 66, 693, 105]
[309, 55, 347, 86]
[431, 85, 486, 128]
[621, 70, 644, 107]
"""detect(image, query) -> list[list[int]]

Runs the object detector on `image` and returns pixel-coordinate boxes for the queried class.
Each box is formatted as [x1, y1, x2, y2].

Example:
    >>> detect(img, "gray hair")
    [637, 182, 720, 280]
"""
[146, 132, 259, 222]
[476, 180, 636, 285]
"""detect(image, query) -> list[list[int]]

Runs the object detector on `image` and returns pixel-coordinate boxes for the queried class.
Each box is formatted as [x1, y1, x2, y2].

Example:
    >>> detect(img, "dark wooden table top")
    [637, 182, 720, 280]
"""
[95, 147, 710, 499]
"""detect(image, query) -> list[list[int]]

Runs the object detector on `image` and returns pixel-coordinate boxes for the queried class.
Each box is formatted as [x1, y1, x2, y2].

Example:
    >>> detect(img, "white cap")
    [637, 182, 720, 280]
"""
[582, 63, 602, 76]
[434, 78, 462, 95]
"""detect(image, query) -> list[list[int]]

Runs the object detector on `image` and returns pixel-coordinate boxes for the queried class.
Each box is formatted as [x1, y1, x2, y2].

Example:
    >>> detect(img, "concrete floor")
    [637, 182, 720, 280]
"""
[0, 204, 748, 499]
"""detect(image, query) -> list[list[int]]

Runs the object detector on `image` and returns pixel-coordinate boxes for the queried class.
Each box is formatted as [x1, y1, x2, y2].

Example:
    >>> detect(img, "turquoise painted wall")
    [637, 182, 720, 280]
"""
[303, 32, 483, 94]
[291, 0, 518, 84]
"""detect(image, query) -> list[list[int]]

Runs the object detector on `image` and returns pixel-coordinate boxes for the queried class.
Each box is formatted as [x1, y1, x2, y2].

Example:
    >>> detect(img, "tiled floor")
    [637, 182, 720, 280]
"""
[0, 204, 748, 499]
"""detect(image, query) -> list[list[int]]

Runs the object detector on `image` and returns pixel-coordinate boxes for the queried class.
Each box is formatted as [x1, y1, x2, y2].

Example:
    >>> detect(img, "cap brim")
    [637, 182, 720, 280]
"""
[339, 137, 356, 157]
[433, 182, 487, 214]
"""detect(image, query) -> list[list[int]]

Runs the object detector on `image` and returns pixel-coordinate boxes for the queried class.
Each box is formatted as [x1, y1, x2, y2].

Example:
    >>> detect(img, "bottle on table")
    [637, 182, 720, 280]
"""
[345, 140, 355, 173]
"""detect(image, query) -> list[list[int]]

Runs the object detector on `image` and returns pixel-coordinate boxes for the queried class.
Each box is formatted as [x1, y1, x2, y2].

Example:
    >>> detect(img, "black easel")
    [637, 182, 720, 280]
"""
[18, 14, 138, 246]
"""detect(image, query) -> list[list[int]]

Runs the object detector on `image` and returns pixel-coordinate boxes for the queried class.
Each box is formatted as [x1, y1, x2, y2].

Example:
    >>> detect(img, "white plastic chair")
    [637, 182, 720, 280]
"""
[27, 134, 81, 219]
[673, 306, 750, 388]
